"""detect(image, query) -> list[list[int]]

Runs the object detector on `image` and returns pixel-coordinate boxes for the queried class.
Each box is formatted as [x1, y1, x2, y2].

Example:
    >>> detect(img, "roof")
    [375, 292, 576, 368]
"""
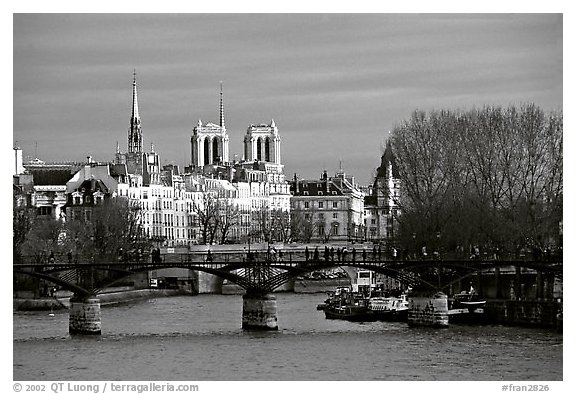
[290, 179, 344, 196]
[28, 168, 76, 186]
[375, 140, 400, 179]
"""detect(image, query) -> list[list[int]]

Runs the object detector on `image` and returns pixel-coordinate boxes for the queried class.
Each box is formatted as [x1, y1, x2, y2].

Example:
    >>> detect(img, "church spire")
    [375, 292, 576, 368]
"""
[128, 69, 142, 153]
[219, 81, 225, 129]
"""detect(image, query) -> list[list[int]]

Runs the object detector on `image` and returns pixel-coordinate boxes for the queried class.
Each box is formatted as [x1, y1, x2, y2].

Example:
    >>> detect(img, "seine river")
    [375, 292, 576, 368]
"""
[13, 293, 562, 381]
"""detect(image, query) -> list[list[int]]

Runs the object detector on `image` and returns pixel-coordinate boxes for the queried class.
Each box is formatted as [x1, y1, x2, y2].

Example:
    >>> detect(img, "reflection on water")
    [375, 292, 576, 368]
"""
[13, 293, 562, 381]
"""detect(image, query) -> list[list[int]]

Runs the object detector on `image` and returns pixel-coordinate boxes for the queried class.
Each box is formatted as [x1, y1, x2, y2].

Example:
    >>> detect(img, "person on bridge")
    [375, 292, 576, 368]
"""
[207, 250, 213, 262]
[330, 247, 335, 261]
[313, 247, 319, 261]
[305, 247, 309, 261]
[324, 246, 329, 262]
[352, 248, 356, 261]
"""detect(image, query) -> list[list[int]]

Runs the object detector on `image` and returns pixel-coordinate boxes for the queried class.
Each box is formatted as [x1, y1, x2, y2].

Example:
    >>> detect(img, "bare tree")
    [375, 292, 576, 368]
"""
[271, 209, 291, 243]
[390, 105, 562, 256]
[290, 210, 314, 243]
[191, 193, 220, 245]
[218, 200, 240, 244]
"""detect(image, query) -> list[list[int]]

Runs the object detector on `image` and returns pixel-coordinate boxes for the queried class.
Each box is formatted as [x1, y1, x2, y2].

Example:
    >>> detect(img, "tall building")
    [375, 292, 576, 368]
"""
[115, 71, 161, 185]
[190, 83, 230, 167]
[364, 140, 401, 242]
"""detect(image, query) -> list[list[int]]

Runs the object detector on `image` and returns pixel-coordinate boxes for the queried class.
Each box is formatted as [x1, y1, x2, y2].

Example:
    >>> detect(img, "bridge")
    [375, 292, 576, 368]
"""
[13, 250, 562, 334]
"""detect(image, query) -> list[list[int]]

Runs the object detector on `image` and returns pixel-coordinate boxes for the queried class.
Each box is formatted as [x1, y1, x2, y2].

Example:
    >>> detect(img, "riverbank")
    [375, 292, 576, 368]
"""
[13, 288, 191, 311]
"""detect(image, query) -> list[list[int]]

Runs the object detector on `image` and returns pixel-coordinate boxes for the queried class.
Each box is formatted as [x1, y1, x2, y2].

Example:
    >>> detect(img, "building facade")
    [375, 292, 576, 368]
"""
[363, 140, 401, 243]
[290, 169, 364, 242]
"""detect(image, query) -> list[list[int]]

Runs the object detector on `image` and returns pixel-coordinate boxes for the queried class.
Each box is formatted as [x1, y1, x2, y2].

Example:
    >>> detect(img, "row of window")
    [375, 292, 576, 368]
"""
[71, 195, 104, 205]
[304, 212, 339, 220]
[301, 201, 339, 209]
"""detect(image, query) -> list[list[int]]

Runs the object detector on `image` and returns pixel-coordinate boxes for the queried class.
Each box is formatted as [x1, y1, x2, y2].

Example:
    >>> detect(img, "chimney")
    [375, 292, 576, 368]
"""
[294, 173, 299, 194]
[323, 170, 330, 193]
[14, 147, 24, 175]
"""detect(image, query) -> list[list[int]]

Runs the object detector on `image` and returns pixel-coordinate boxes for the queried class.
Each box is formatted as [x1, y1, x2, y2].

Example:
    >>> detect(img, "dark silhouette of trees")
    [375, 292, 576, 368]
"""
[390, 104, 562, 258]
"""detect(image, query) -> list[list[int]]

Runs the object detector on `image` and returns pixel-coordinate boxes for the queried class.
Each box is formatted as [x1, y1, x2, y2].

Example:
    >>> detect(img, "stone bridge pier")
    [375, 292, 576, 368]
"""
[69, 294, 101, 335]
[242, 291, 278, 330]
[407, 290, 449, 327]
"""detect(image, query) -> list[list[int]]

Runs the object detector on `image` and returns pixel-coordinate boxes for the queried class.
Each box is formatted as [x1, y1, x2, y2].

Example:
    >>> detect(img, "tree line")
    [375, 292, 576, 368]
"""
[388, 104, 562, 258]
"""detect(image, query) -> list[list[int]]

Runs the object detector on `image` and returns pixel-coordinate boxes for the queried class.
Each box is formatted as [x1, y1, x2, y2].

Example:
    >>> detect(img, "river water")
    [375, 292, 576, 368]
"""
[13, 293, 562, 381]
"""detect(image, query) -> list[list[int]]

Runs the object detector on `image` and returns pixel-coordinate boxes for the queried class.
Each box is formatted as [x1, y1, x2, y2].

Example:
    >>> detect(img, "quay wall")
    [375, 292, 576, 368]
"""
[14, 288, 190, 311]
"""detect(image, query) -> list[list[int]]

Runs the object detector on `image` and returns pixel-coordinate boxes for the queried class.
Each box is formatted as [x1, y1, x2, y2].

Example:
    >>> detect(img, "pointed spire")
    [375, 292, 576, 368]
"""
[128, 69, 142, 153]
[131, 69, 140, 122]
[219, 81, 225, 129]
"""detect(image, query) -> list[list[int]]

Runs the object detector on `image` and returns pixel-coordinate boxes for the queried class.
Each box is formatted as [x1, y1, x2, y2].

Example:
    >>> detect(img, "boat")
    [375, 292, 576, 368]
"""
[322, 287, 409, 322]
[317, 286, 350, 310]
[448, 290, 486, 324]
[323, 289, 377, 322]
[367, 293, 409, 321]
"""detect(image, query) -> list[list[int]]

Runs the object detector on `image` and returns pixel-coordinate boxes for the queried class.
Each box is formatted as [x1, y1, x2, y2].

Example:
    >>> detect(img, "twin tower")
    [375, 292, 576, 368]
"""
[190, 83, 282, 168]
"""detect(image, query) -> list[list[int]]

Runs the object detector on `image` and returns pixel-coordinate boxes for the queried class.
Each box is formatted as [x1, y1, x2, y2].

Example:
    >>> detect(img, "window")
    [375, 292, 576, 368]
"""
[304, 201, 309, 209]
[333, 202, 338, 208]
[333, 213, 338, 219]
[371, 219, 376, 225]
[319, 202, 324, 209]
[37, 206, 52, 216]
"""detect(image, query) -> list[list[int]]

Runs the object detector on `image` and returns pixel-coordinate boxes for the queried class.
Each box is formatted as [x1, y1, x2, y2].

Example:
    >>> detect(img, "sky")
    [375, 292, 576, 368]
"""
[12, 13, 563, 185]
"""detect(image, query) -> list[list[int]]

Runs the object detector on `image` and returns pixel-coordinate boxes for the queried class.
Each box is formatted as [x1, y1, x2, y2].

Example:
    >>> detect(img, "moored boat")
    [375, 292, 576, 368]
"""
[322, 286, 409, 322]
[323, 287, 377, 321]
[448, 290, 486, 324]
[368, 293, 409, 321]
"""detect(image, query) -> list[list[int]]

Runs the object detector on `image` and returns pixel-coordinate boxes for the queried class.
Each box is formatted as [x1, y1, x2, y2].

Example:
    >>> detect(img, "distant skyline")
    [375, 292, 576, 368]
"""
[13, 13, 562, 185]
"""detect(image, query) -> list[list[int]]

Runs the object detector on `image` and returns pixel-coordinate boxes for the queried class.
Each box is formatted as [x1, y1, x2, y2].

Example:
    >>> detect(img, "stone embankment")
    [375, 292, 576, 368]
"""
[13, 288, 190, 311]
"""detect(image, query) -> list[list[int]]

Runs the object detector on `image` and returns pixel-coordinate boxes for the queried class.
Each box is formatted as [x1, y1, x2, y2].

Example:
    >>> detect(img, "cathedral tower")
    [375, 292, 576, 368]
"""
[243, 119, 281, 164]
[190, 83, 230, 167]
